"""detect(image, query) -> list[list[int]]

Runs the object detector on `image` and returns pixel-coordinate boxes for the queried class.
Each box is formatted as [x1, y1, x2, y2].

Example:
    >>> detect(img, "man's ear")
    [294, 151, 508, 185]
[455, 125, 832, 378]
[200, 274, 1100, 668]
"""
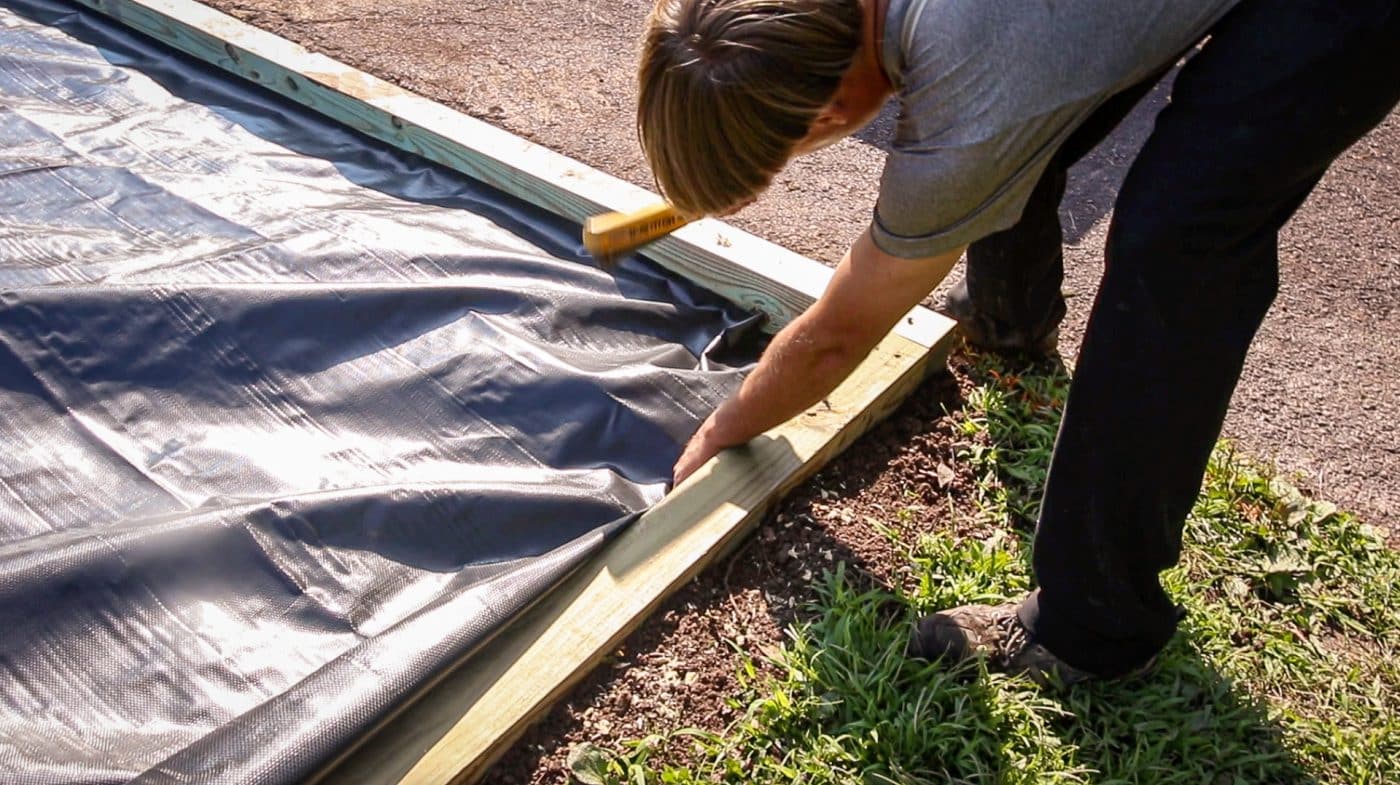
[809, 103, 850, 132]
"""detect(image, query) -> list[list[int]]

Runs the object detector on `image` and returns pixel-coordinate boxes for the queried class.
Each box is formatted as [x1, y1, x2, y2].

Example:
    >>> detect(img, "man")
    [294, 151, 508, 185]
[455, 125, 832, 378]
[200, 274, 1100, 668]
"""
[639, 0, 1400, 684]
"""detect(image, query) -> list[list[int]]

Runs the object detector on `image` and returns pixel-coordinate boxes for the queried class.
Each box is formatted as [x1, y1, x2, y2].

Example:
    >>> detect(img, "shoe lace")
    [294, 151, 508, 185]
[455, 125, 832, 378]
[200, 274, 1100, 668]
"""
[992, 613, 1032, 665]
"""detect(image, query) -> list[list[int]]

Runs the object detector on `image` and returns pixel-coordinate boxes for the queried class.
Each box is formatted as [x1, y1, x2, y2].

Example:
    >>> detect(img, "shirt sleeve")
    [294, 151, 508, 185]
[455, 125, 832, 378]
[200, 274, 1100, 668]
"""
[869, 133, 1054, 259]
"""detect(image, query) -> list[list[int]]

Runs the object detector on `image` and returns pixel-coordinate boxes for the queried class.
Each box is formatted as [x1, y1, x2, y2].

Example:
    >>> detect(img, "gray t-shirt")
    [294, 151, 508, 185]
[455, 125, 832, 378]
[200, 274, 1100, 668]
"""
[872, 0, 1240, 258]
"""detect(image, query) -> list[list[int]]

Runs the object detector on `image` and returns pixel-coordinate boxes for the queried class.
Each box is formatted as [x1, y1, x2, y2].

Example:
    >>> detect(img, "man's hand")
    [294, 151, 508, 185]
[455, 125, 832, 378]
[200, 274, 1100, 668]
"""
[670, 229, 965, 487]
[672, 411, 729, 486]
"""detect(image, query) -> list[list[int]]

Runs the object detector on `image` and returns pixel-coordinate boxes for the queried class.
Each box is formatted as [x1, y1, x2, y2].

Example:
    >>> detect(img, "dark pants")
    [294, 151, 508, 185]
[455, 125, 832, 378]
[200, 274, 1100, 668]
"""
[962, 0, 1400, 676]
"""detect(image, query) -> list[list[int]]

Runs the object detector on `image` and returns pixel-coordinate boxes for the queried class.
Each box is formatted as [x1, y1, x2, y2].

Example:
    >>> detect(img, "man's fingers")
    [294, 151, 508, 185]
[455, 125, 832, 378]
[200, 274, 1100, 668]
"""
[671, 430, 718, 489]
[671, 449, 706, 488]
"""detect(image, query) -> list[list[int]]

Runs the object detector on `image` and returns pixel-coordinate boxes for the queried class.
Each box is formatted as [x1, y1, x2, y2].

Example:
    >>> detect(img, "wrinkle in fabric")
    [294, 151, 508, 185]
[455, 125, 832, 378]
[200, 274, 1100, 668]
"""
[0, 3, 762, 783]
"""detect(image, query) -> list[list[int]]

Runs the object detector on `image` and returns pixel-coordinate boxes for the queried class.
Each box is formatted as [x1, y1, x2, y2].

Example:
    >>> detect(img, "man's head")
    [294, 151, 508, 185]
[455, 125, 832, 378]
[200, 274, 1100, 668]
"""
[637, 0, 865, 217]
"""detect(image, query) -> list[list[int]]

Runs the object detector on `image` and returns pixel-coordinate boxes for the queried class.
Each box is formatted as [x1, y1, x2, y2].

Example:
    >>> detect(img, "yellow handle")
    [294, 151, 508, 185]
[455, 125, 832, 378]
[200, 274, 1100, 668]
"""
[582, 203, 692, 264]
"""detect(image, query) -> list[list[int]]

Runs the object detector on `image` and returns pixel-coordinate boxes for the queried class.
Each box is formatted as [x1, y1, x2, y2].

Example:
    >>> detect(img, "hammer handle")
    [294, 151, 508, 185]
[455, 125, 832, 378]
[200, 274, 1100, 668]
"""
[582, 203, 692, 264]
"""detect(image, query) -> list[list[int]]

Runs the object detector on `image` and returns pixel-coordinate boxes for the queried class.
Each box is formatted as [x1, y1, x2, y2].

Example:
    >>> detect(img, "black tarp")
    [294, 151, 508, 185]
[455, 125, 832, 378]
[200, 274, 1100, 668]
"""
[0, 2, 761, 782]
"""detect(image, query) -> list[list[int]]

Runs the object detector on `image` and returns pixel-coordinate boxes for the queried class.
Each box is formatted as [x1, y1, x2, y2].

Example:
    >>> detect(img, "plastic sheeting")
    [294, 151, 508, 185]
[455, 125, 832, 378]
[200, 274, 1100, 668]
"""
[0, 2, 761, 782]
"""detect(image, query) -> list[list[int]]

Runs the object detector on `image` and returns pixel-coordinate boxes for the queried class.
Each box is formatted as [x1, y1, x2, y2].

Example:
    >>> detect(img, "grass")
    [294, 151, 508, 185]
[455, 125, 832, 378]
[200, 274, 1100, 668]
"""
[570, 354, 1400, 785]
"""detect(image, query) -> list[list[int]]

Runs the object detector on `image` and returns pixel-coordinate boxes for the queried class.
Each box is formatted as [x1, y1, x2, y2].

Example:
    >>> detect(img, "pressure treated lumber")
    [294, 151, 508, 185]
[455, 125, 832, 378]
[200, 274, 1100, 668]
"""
[319, 328, 950, 785]
[71, 0, 945, 346]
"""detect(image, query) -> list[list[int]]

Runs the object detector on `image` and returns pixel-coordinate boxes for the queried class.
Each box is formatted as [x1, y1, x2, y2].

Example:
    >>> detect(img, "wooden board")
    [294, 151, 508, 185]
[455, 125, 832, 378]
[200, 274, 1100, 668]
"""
[70, 0, 946, 346]
[318, 329, 950, 785]
[67, 1, 961, 782]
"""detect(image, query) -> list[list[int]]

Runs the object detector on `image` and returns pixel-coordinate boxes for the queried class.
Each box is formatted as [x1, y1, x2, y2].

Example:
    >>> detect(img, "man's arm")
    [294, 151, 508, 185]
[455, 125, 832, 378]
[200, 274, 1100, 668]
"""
[673, 229, 965, 484]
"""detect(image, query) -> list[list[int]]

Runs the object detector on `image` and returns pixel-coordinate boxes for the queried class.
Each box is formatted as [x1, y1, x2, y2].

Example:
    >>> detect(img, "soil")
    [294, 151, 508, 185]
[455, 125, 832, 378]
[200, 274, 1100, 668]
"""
[187, 1, 1398, 780]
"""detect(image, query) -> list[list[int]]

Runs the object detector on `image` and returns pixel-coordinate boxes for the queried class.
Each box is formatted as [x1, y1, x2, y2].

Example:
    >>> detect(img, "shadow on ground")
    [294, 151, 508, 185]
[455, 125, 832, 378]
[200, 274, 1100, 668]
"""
[1026, 626, 1318, 783]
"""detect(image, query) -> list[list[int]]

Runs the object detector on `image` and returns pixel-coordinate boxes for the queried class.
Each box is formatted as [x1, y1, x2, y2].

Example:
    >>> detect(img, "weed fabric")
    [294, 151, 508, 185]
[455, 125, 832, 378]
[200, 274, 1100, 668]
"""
[0, 2, 760, 782]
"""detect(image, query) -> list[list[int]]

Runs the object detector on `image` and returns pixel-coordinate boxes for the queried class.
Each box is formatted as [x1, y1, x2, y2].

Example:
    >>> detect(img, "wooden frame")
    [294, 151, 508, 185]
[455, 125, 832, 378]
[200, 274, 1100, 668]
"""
[66, 1, 958, 782]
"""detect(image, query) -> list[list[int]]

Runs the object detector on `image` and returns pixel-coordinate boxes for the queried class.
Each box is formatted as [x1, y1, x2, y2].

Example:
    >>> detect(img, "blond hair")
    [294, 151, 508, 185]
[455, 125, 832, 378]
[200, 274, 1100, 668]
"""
[638, 0, 863, 216]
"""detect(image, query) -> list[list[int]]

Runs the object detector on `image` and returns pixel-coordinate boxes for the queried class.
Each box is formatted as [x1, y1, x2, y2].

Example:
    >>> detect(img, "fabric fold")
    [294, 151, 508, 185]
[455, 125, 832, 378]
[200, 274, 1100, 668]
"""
[0, 3, 762, 782]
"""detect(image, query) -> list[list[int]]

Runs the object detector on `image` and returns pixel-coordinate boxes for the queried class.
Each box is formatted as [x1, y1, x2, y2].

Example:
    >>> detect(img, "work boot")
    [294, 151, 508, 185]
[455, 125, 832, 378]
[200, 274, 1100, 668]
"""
[909, 601, 1154, 687]
[941, 278, 1061, 356]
